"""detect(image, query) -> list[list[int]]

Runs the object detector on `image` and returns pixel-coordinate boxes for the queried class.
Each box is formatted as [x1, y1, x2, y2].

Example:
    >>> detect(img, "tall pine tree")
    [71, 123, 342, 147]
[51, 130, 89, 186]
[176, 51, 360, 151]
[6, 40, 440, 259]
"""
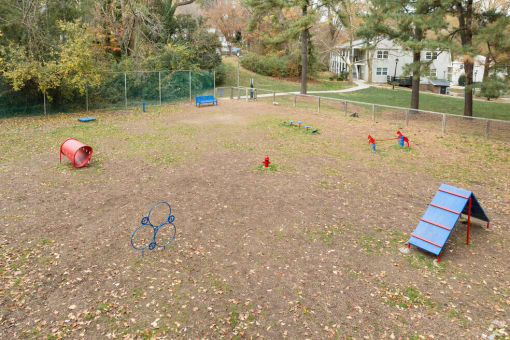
[244, 0, 318, 94]
[365, 0, 447, 112]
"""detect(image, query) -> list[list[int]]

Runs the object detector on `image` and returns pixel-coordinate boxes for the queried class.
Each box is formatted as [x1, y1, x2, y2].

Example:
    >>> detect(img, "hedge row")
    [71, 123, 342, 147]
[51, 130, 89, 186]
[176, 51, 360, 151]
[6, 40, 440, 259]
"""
[240, 53, 300, 78]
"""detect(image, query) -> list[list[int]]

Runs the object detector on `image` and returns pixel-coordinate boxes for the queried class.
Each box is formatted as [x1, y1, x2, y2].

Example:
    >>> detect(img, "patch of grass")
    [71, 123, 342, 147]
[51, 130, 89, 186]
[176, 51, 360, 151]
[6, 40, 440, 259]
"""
[255, 163, 278, 171]
[406, 253, 446, 273]
[321, 87, 510, 120]
[303, 224, 345, 246]
[382, 286, 438, 310]
[222, 57, 353, 92]
[358, 233, 384, 253]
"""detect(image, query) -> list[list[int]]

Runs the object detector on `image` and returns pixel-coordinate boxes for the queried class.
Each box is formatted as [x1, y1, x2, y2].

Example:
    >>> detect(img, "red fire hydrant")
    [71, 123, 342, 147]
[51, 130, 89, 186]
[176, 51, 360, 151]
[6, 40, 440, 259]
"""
[263, 156, 271, 168]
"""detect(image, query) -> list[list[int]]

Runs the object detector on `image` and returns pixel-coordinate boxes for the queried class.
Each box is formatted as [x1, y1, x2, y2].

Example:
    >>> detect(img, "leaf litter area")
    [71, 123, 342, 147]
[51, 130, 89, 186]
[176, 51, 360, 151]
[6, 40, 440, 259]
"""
[0, 100, 509, 339]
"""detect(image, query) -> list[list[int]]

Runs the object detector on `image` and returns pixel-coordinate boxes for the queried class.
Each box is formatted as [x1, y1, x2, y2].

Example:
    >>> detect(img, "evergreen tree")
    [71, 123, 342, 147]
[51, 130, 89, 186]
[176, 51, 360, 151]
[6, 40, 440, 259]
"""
[244, 0, 318, 94]
[364, 0, 447, 112]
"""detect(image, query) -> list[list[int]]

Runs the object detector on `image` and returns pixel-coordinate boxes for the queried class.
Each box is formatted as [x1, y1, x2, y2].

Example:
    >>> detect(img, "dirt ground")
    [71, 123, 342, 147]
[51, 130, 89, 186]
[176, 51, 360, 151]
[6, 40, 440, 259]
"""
[1, 99, 509, 339]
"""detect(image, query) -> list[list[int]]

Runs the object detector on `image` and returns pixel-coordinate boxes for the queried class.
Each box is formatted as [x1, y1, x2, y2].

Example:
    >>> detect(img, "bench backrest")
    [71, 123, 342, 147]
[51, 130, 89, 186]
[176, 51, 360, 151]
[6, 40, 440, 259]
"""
[196, 95, 215, 102]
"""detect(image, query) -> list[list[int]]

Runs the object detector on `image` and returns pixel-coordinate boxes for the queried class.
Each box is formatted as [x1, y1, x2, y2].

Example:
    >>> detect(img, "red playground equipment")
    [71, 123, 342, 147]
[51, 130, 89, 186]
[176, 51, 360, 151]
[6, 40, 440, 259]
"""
[368, 131, 410, 151]
[262, 156, 271, 168]
[60, 138, 93, 168]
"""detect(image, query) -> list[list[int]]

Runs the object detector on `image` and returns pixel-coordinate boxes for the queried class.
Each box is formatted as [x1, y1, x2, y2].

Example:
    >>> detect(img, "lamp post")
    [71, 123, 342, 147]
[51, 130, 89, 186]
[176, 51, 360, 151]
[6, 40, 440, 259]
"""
[393, 58, 399, 90]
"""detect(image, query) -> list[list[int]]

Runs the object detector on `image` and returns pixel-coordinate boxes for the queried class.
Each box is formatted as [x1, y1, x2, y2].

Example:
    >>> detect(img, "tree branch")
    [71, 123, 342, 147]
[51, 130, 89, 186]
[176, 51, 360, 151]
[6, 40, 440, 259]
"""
[175, 0, 196, 7]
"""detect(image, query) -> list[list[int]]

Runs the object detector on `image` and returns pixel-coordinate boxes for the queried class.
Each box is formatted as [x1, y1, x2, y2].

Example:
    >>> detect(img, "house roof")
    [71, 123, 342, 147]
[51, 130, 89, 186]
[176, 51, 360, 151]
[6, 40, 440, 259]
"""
[430, 79, 451, 86]
[336, 39, 365, 49]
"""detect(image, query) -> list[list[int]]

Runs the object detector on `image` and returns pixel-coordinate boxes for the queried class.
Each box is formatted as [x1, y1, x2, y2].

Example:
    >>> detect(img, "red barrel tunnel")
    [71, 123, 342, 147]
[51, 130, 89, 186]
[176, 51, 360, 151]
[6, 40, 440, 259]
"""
[59, 138, 93, 168]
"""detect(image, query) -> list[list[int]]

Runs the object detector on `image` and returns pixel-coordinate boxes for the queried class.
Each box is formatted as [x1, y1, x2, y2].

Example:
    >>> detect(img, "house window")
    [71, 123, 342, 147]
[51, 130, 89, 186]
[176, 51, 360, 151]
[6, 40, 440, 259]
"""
[425, 51, 438, 60]
[376, 67, 388, 75]
[429, 68, 436, 77]
[377, 50, 388, 59]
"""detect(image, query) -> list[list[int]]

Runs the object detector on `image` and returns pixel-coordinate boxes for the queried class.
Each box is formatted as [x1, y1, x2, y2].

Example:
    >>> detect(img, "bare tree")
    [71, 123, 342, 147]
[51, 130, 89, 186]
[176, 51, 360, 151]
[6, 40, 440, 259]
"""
[206, 0, 248, 55]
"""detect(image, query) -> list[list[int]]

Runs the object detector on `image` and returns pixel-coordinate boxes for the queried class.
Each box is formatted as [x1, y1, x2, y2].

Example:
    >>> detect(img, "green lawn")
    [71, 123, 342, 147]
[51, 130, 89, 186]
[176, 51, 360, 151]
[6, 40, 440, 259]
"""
[320, 87, 510, 120]
[221, 57, 352, 93]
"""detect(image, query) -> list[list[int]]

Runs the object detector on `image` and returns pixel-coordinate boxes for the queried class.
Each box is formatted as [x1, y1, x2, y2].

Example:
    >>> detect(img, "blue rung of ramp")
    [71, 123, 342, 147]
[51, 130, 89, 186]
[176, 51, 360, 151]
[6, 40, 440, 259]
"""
[408, 184, 490, 258]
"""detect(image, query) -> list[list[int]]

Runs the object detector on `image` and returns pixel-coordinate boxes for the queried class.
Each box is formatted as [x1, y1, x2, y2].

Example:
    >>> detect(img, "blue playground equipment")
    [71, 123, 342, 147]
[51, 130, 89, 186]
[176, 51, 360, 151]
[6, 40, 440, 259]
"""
[195, 95, 218, 107]
[131, 201, 176, 257]
[408, 184, 490, 261]
[142, 102, 146, 112]
[77, 117, 96, 122]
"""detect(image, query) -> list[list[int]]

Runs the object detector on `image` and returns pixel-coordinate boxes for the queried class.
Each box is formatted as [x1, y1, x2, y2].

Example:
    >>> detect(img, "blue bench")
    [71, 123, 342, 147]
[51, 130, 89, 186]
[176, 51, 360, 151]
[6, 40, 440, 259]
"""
[195, 95, 218, 108]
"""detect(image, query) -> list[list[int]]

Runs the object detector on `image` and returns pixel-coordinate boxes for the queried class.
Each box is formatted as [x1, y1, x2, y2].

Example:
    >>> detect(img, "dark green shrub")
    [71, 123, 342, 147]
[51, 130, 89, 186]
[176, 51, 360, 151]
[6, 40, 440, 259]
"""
[458, 74, 466, 86]
[240, 53, 300, 78]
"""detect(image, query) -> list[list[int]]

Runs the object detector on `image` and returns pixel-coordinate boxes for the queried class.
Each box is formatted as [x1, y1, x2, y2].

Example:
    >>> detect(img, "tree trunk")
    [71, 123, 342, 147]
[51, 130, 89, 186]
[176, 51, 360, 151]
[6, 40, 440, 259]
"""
[367, 49, 373, 84]
[300, 5, 308, 95]
[410, 51, 421, 113]
[456, 0, 474, 116]
[464, 60, 474, 116]
[348, 38, 353, 84]
[482, 52, 490, 82]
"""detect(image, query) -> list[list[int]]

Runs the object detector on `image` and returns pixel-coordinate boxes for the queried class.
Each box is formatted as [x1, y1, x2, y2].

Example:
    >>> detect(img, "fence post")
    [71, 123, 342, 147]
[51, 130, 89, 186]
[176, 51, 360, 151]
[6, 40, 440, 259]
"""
[254, 88, 257, 100]
[213, 70, 216, 98]
[405, 109, 409, 126]
[344, 101, 347, 116]
[273, 91, 276, 104]
[158, 71, 162, 106]
[86, 84, 88, 112]
[442, 114, 446, 136]
[124, 72, 127, 108]
[485, 119, 490, 140]
[294, 95, 296, 107]
[245, 88, 248, 102]
[189, 71, 192, 102]
[372, 104, 375, 121]
[43, 93, 47, 115]
[230, 87, 233, 99]
[318, 97, 321, 112]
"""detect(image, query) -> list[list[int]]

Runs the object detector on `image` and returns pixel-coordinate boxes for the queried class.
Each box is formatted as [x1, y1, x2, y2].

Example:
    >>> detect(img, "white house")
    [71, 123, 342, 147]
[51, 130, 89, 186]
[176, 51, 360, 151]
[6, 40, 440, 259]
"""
[329, 39, 485, 87]
[450, 55, 485, 84]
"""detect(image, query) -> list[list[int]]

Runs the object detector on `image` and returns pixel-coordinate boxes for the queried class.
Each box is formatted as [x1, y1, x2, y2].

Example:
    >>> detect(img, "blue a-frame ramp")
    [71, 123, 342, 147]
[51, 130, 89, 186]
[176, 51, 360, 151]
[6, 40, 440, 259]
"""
[408, 184, 490, 261]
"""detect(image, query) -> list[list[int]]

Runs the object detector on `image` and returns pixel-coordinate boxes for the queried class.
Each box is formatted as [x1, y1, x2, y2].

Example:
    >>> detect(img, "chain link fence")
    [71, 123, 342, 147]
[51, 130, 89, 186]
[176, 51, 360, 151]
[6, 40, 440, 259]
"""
[219, 86, 510, 141]
[0, 70, 215, 117]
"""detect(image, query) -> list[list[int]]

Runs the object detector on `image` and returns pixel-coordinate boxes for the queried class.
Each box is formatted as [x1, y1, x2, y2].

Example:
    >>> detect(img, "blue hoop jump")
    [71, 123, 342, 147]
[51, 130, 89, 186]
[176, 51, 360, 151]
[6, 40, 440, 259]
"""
[131, 201, 176, 257]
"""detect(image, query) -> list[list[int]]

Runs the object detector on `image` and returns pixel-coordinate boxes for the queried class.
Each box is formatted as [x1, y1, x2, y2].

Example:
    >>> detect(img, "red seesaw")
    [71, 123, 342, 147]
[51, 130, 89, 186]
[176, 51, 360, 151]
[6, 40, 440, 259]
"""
[368, 131, 410, 151]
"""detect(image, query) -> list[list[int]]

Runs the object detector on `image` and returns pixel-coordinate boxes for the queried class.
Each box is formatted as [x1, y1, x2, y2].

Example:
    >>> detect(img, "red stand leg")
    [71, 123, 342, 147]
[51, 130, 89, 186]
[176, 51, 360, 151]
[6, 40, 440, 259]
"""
[467, 197, 472, 245]
[437, 254, 441, 262]
[408, 243, 410, 248]
[486, 221, 490, 229]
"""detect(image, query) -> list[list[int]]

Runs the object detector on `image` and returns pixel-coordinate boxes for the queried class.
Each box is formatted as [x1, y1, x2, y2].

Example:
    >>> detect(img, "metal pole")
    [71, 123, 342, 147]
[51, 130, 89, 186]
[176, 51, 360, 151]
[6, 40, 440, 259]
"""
[124, 72, 127, 108]
[318, 97, 321, 112]
[189, 71, 192, 102]
[372, 104, 376, 121]
[405, 109, 409, 126]
[294, 95, 296, 107]
[245, 88, 248, 102]
[159, 71, 162, 106]
[485, 119, 490, 140]
[237, 57, 240, 88]
[442, 114, 446, 136]
[344, 101, 347, 116]
[43, 93, 46, 115]
[230, 87, 233, 99]
[86, 84, 89, 112]
[254, 88, 257, 100]
[273, 91, 276, 104]
[213, 70, 216, 97]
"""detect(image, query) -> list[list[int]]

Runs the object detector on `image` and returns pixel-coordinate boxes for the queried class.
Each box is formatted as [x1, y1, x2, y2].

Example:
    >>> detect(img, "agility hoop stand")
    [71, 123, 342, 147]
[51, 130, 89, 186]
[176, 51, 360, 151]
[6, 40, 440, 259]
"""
[407, 184, 490, 261]
[131, 201, 176, 257]
[369, 131, 409, 151]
